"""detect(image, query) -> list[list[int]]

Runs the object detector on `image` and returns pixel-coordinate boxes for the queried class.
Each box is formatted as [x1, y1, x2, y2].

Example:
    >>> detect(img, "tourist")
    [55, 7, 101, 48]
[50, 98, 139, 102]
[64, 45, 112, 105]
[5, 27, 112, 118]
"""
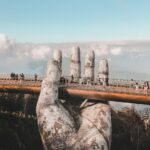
[15, 74, 18, 80]
[10, 72, 15, 80]
[135, 82, 139, 93]
[71, 75, 74, 83]
[144, 81, 149, 95]
[130, 79, 134, 88]
[35, 73, 37, 81]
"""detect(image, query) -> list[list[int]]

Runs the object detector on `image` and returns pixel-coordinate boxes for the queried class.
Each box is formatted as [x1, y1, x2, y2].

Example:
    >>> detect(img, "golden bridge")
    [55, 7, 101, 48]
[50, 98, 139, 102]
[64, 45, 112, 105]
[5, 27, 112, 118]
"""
[0, 74, 150, 105]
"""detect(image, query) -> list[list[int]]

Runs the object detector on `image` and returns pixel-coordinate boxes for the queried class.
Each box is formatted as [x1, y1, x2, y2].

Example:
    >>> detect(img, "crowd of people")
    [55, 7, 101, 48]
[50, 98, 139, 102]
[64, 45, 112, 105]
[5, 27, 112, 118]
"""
[9, 73, 150, 94]
[59, 75, 150, 95]
[132, 79, 149, 94]
[10, 72, 38, 81]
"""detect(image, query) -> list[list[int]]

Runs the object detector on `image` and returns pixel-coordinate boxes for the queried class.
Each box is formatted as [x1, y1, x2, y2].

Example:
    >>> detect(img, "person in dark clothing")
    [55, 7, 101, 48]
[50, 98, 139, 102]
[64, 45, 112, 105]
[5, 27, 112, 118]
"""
[10, 72, 15, 80]
[71, 75, 74, 83]
[35, 74, 37, 81]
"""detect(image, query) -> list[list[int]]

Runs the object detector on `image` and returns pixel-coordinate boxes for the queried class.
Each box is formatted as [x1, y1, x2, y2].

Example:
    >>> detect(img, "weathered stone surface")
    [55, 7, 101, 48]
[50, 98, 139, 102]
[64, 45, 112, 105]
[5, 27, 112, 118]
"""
[36, 60, 76, 150]
[84, 50, 95, 81]
[36, 52, 111, 150]
[78, 101, 111, 150]
[98, 59, 109, 86]
[70, 46, 81, 82]
[53, 49, 62, 74]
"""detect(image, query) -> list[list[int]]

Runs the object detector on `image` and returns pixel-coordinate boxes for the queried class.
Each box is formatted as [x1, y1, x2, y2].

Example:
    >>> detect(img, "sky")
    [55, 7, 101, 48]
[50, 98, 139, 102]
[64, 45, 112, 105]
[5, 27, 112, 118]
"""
[0, 0, 149, 79]
[0, 0, 150, 80]
[0, 0, 150, 109]
[0, 0, 149, 78]
[0, 0, 150, 43]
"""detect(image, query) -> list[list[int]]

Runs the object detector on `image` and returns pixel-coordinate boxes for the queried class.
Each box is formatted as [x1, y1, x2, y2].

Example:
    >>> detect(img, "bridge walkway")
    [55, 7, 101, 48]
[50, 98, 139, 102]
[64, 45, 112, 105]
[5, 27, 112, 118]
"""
[0, 74, 150, 104]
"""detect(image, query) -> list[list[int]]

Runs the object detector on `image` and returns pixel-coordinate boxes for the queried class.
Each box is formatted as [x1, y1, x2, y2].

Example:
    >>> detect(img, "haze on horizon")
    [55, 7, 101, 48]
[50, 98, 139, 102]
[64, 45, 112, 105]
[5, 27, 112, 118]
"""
[0, 34, 150, 81]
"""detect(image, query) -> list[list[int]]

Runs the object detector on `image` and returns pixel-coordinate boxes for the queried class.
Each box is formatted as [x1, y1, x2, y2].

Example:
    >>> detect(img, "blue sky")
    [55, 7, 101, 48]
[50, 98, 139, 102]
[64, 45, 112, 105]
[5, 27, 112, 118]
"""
[0, 0, 150, 43]
[0, 0, 150, 81]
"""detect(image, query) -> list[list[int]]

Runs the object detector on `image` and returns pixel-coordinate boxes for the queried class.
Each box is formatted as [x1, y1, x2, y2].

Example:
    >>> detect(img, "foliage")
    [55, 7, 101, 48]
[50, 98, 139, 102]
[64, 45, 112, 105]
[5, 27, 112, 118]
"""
[0, 113, 43, 150]
[0, 93, 38, 117]
[0, 93, 150, 150]
[111, 107, 150, 150]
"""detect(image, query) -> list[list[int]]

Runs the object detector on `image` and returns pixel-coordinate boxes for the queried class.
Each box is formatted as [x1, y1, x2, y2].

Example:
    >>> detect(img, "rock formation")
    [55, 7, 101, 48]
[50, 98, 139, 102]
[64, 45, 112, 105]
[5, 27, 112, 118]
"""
[36, 48, 111, 150]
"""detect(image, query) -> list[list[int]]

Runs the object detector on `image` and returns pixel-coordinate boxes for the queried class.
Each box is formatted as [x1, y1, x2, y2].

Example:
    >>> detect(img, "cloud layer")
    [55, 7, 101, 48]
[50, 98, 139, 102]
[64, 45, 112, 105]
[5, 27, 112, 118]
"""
[0, 34, 15, 50]
[0, 33, 150, 76]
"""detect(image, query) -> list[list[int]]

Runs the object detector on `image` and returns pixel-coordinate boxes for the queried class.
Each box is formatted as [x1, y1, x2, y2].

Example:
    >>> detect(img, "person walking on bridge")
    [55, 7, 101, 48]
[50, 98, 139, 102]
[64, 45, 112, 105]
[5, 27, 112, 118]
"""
[135, 82, 139, 93]
[130, 79, 134, 88]
[34, 73, 37, 81]
[144, 81, 149, 95]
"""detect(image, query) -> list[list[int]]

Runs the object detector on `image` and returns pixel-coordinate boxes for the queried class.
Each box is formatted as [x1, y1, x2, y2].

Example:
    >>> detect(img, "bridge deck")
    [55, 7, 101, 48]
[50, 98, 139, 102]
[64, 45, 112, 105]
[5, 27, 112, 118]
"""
[0, 79, 150, 105]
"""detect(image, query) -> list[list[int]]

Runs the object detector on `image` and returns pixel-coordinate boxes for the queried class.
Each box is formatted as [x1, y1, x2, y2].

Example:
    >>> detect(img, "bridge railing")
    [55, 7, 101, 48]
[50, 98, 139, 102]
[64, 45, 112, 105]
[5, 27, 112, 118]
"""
[59, 76, 150, 96]
[59, 82, 150, 96]
[0, 73, 44, 81]
[108, 78, 147, 88]
[0, 74, 149, 87]
[0, 80, 41, 87]
[60, 76, 149, 88]
[0, 74, 150, 95]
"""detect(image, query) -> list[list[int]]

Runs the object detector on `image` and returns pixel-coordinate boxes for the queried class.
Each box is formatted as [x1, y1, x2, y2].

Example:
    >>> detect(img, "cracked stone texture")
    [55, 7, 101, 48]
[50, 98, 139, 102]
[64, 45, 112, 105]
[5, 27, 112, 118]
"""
[70, 46, 81, 82]
[36, 54, 111, 150]
[53, 49, 62, 74]
[98, 59, 109, 86]
[84, 50, 95, 81]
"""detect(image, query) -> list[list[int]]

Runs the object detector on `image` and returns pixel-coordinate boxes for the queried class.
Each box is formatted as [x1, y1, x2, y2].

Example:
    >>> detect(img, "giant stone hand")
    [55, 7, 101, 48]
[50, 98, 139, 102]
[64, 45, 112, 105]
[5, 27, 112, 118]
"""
[36, 51, 111, 150]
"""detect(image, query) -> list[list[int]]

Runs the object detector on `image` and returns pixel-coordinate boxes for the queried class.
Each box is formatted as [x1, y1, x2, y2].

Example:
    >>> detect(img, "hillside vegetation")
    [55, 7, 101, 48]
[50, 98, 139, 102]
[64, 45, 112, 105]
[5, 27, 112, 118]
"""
[0, 93, 150, 150]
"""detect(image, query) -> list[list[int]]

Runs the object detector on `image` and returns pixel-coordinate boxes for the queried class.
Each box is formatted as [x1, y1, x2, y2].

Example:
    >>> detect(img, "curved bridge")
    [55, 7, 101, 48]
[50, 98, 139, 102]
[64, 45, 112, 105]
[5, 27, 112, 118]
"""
[0, 74, 150, 105]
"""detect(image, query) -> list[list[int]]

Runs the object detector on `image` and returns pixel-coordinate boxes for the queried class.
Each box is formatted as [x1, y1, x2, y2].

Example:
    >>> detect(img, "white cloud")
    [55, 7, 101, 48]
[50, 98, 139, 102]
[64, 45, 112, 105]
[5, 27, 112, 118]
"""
[0, 33, 15, 54]
[31, 45, 51, 60]
[1, 33, 150, 75]
[110, 47, 122, 55]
